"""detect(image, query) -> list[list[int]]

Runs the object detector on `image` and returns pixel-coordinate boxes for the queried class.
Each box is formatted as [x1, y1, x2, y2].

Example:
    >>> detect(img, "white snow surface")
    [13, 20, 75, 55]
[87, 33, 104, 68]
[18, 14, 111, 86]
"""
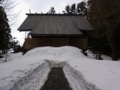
[0, 46, 120, 90]
[0, 52, 23, 64]
[66, 59, 120, 90]
[86, 50, 112, 60]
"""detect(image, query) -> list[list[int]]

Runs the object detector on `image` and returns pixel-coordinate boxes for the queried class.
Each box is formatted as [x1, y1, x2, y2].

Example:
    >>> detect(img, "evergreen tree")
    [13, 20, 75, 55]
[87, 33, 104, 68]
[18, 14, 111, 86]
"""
[77, 2, 87, 15]
[64, 2, 87, 15]
[48, 7, 56, 14]
[0, 6, 11, 53]
[88, 27, 111, 59]
[10, 38, 22, 53]
[71, 4, 76, 14]
[65, 5, 71, 14]
[87, 0, 120, 60]
[115, 23, 120, 58]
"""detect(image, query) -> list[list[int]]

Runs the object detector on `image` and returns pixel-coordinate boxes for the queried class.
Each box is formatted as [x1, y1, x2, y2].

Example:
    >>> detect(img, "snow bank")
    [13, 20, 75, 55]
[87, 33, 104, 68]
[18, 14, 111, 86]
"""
[68, 59, 120, 90]
[0, 58, 46, 90]
[24, 46, 86, 61]
[64, 64, 99, 90]
[10, 60, 50, 90]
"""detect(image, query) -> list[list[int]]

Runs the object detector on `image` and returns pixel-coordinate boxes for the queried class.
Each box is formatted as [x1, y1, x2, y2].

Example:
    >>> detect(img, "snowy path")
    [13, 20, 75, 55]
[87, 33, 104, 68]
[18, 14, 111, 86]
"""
[40, 67, 72, 90]
[1, 46, 119, 90]
[9, 60, 99, 90]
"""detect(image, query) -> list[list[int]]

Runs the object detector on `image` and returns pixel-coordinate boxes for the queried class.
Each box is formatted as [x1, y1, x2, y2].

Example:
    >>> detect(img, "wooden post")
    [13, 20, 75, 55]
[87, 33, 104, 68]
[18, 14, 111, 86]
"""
[25, 31, 26, 39]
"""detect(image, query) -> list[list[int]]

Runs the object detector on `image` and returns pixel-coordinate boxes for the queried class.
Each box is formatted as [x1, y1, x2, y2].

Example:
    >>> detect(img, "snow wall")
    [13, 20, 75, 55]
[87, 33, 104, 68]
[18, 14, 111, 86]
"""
[10, 60, 51, 90]
[64, 64, 100, 90]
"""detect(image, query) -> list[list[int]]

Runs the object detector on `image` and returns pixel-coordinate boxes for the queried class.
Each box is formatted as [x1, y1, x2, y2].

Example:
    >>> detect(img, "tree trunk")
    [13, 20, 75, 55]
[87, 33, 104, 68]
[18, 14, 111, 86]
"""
[107, 28, 118, 60]
[98, 51, 102, 60]
[5, 52, 7, 62]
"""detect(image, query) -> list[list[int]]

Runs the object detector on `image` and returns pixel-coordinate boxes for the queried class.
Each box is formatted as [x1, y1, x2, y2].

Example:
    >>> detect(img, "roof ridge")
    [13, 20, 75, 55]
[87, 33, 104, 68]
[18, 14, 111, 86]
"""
[26, 13, 85, 16]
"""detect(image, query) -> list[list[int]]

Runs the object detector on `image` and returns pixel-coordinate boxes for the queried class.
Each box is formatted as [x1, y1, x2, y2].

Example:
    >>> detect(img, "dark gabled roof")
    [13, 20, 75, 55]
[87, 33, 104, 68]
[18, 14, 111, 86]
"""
[18, 14, 94, 35]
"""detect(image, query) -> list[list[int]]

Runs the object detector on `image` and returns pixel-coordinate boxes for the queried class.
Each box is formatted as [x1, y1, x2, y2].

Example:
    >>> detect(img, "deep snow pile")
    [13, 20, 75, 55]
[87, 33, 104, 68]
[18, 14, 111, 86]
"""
[24, 46, 86, 61]
[10, 60, 50, 90]
[0, 46, 120, 90]
[0, 58, 48, 90]
[64, 64, 99, 90]
[66, 59, 120, 90]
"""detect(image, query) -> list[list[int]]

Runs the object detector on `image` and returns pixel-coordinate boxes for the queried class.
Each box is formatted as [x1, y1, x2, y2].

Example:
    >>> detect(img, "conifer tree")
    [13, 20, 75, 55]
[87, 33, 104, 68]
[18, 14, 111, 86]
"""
[65, 5, 71, 14]
[64, 2, 87, 15]
[48, 7, 56, 14]
[71, 4, 76, 14]
[87, 0, 120, 60]
[77, 2, 87, 15]
[0, 6, 11, 53]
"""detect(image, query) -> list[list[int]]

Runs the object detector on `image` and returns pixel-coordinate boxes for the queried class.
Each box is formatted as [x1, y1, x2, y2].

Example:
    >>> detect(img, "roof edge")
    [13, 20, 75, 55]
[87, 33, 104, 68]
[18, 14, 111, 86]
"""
[18, 29, 32, 31]
[26, 13, 85, 16]
[31, 34, 82, 36]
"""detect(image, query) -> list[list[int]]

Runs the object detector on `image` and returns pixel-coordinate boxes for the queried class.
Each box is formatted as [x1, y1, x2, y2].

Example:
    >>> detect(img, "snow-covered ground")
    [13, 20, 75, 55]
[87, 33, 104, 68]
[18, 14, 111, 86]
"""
[0, 46, 120, 90]
[0, 52, 23, 63]
[86, 50, 112, 60]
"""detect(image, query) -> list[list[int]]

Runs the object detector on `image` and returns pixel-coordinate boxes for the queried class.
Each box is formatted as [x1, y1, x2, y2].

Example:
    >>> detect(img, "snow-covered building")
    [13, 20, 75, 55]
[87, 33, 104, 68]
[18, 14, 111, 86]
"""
[18, 14, 94, 50]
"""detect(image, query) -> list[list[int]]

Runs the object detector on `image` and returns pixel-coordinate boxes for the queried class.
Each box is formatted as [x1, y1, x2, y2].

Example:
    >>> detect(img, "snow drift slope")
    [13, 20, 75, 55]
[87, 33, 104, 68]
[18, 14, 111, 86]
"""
[24, 46, 86, 61]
